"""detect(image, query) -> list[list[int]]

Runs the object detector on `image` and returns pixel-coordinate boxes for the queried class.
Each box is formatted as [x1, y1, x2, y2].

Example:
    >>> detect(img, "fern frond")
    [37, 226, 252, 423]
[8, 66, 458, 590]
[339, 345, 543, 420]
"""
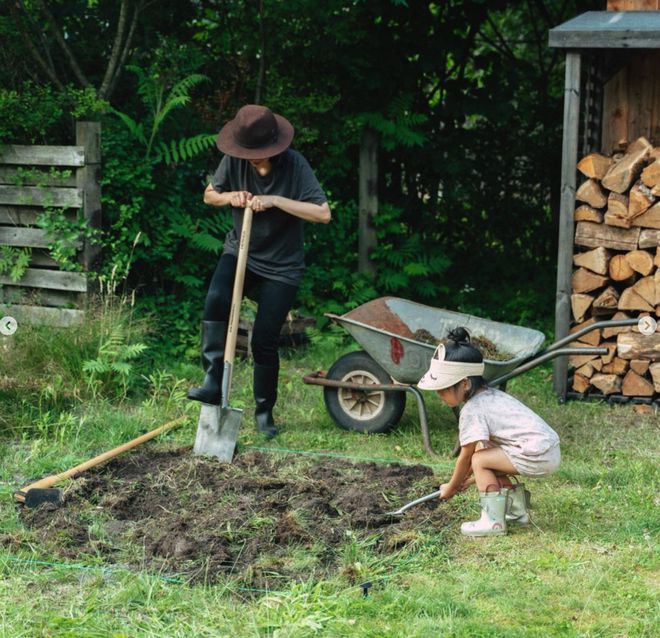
[169, 74, 209, 100]
[200, 210, 232, 235]
[403, 261, 430, 277]
[174, 274, 204, 287]
[153, 95, 193, 130]
[83, 359, 108, 374]
[191, 231, 224, 253]
[416, 280, 439, 298]
[154, 133, 216, 164]
[110, 362, 132, 376]
[111, 108, 147, 146]
[122, 343, 148, 359]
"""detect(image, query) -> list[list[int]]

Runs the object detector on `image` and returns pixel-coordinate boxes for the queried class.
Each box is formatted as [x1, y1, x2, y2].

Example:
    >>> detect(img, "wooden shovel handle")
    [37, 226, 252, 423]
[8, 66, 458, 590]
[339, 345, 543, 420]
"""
[225, 205, 254, 365]
[15, 415, 187, 502]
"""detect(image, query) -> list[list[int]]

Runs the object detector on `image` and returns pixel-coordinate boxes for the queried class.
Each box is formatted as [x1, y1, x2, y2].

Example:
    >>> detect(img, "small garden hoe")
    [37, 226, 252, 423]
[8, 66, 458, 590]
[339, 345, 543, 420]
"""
[14, 415, 187, 508]
[387, 488, 444, 517]
[193, 205, 254, 463]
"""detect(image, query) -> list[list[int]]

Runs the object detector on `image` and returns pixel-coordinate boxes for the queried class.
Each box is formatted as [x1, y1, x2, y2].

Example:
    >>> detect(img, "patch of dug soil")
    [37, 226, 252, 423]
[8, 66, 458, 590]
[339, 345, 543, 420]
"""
[16, 448, 456, 588]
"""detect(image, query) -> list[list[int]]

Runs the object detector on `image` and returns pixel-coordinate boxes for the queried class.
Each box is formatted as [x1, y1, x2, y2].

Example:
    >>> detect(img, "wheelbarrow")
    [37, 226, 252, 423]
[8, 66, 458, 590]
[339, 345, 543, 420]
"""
[303, 296, 639, 455]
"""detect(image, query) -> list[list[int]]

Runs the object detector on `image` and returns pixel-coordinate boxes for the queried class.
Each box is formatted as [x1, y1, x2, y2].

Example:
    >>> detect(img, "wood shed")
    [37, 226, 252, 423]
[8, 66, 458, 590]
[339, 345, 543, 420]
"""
[549, 3, 660, 403]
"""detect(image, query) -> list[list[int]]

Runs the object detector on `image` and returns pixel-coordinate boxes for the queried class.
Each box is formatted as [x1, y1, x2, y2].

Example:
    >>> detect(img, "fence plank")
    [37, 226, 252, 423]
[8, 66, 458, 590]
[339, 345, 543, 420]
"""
[0, 226, 82, 250]
[0, 167, 77, 187]
[0, 145, 85, 167]
[0, 268, 87, 292]
[28, 249, 58, 267]
[0, 206, 42, 225]
[0, 185, 82, 208]
[1, 286, 83, 308]
[0, 206, 77, 225]
[0, 304, 84, 327]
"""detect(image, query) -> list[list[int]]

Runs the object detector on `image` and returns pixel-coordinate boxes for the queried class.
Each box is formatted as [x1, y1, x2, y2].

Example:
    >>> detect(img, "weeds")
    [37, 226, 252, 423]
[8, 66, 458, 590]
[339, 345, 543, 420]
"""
[141, 370, 191, 413]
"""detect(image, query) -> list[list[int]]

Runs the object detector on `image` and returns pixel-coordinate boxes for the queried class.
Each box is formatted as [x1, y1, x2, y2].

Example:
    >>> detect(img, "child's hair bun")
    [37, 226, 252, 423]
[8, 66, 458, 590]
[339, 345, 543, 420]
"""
[447, 327, 471, 345]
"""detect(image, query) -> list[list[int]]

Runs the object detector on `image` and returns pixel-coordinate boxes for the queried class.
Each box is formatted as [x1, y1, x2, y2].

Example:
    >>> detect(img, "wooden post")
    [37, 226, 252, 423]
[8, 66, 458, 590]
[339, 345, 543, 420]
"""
[358, 127, 378, 277]
[554, 52, 582, 400]
[76, 121, 102, 275]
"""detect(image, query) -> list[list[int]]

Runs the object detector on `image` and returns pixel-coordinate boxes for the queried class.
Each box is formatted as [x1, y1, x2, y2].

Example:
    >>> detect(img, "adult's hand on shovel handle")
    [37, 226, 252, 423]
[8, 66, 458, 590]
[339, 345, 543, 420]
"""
[248, 195, 276, 212]
[230, 191, 252, 207]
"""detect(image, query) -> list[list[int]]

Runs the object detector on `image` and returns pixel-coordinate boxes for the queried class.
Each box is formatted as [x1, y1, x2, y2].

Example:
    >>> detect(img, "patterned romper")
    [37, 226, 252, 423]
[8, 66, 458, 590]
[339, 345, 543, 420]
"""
[458, 387, 561, 476]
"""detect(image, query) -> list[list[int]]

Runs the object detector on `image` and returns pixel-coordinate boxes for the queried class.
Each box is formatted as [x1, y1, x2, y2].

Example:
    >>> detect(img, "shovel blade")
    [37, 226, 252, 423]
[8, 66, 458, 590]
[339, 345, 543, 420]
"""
[193, 403, 242, 463]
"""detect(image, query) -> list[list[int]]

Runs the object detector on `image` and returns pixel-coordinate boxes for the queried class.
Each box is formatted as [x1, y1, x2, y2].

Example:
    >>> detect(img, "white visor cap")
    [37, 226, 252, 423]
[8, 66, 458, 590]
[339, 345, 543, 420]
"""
[417, 344, 485, 391]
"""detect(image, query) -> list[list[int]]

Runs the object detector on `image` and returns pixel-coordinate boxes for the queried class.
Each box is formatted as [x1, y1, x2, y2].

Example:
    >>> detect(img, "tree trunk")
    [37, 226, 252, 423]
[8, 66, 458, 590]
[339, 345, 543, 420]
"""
[358, 127, 378, 277]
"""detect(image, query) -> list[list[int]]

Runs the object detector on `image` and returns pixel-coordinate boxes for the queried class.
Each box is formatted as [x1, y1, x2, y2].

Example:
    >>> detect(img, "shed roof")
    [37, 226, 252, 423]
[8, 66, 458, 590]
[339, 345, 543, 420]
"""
[549, 11, 660, 48]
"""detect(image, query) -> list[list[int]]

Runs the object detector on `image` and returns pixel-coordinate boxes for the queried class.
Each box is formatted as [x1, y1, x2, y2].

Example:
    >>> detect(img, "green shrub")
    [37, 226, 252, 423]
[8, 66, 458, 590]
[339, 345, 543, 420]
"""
[0, 83, 105, 144]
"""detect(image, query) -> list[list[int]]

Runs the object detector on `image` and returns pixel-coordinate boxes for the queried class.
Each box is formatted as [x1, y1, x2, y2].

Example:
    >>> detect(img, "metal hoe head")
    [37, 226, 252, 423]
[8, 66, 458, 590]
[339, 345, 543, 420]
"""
[386, 489, 443, 517]
[193, 403, 242, 463]
[15, 488, 63, 509]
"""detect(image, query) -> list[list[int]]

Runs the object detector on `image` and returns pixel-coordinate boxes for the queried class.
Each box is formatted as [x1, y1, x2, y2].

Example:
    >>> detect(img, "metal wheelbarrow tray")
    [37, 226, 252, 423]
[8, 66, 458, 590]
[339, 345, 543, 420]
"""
[303, 297, 637, 455]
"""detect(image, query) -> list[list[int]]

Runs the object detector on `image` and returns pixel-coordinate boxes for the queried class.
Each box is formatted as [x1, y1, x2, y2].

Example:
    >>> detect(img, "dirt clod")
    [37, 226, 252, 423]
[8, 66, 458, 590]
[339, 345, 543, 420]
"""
[17, 448, 455, 588]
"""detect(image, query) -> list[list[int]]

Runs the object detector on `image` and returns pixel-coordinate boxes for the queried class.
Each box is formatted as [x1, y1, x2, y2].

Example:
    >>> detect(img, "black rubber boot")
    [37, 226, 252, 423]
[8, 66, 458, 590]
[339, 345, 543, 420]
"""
[187, 321, 227, 405]
[254, 363, 279, 439]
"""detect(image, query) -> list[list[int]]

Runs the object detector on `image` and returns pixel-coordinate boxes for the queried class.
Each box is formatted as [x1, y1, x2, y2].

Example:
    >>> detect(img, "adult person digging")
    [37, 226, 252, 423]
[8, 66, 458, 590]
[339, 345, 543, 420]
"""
[418, 328, 561, 536]
[188, 104, 331, 439]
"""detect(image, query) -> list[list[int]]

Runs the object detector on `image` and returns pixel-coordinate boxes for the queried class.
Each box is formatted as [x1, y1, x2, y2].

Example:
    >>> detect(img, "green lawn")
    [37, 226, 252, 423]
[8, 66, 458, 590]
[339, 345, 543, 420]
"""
[0, 340, 658, 637]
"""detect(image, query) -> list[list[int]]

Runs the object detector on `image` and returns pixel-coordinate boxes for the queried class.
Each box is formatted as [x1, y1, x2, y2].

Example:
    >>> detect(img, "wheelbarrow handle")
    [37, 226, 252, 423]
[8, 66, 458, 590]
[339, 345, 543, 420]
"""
[489, 346, 607, 387]
[544, 318, 639, 353]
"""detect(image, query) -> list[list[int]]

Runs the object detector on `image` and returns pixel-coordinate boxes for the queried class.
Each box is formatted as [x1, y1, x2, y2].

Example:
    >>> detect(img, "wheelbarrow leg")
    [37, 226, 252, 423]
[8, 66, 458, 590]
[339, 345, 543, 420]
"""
[406, 386, 437, 456]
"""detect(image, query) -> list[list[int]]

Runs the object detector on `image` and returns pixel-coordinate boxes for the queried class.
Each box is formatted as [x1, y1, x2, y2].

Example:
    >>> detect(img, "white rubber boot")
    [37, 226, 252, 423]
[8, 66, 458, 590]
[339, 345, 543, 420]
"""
[460, 491, 508, 537]
[503, 484, 530, 526]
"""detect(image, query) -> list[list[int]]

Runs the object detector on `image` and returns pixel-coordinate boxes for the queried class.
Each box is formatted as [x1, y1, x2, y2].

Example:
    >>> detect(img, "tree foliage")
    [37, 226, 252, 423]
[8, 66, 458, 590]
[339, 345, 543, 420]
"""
[0, 0, 602, 356]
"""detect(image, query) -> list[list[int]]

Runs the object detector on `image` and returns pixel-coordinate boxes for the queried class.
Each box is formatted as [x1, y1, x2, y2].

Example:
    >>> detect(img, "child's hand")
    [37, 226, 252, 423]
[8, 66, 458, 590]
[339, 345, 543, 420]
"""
[458, 475, 476, 492]
[439, 483, 456, 500]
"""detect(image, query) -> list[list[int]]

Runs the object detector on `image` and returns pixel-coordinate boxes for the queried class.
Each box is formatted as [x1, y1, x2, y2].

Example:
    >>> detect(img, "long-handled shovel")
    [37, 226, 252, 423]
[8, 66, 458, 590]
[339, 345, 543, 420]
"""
[386, 489, 444, 517]
[193, 205, 254, 462]
[14, 415, 187, 508]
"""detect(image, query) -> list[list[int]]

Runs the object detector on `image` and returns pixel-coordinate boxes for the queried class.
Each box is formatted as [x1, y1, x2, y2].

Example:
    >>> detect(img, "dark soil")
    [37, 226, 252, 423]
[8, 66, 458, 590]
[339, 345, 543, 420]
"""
[471, 335, 513, 362]
[412, 329, 513, 361]
[15, 448, 455, 588]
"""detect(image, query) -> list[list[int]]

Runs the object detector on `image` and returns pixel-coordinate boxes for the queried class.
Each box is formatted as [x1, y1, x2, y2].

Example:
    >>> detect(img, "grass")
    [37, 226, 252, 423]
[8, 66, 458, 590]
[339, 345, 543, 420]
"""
[0, 319, 658, 637]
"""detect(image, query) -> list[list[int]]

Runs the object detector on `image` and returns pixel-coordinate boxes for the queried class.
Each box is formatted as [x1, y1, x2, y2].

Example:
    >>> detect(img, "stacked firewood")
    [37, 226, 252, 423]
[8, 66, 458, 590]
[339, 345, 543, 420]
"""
[570, 136, 660, 399]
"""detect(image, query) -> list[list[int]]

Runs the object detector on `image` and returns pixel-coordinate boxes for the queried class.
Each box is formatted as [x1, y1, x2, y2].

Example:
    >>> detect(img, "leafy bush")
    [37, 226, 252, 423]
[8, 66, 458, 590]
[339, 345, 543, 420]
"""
[0, 83, 105, 144]
[300, 200, 450, 321]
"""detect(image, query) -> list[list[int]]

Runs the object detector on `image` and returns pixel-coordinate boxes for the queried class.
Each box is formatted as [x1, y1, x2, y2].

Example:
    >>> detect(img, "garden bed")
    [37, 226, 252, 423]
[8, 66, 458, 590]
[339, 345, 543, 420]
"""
[14, 449, 455, 589]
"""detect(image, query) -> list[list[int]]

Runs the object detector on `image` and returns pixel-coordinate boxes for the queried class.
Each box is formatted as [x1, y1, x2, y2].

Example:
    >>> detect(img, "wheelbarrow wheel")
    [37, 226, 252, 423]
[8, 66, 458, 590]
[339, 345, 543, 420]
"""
[323, 351, 406, 434]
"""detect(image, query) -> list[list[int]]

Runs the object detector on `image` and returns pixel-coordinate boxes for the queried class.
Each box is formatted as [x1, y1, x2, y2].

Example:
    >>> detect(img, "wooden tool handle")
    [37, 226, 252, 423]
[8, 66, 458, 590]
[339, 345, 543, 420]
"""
[15, 415, 187, 500]
[225, 205, 254, 365]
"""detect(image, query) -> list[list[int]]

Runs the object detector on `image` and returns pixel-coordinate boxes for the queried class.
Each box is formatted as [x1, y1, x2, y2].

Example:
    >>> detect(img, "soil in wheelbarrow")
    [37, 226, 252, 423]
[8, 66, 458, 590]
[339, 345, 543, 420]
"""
[412, 329, 513, 361]
[13, 448, 456, 589]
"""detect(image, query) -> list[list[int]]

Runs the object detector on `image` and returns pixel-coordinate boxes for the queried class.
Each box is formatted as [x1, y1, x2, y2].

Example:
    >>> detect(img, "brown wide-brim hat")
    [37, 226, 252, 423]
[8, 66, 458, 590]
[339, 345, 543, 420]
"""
[216, 104, 294, 160]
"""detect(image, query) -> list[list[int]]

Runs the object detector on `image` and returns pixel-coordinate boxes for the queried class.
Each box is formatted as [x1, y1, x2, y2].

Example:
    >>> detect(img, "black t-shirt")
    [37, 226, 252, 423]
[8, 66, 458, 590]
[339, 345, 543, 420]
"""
[211, 149, 327, 285]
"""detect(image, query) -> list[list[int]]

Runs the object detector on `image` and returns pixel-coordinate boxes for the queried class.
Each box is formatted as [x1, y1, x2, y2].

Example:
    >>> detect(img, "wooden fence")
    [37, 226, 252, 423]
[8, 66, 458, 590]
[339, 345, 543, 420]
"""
[0, 122, 101, 327]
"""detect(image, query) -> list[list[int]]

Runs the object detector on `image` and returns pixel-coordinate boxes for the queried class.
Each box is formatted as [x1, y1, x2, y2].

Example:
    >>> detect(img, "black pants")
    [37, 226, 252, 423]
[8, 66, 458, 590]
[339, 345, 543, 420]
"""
[202, 253, 298, 367]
